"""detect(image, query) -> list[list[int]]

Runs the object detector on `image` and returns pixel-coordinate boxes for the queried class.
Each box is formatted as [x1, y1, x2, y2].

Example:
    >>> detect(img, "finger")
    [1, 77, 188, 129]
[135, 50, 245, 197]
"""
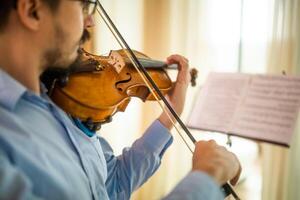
[230, 154, 242, 186]
[166, 55, 189, 71]
[166, 55, 190, 85]
[213, 148, 240, 185]
[196, 140, 217, 147]
[167, 54, 189, 64]
[216, 145, 227, 151]
[230, 163, 242, 185]
[208, 139, 217, 146]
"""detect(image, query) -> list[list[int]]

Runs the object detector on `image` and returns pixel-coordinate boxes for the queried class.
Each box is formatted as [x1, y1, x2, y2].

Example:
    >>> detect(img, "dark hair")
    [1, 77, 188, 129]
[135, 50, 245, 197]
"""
[0, 0, 60, 32]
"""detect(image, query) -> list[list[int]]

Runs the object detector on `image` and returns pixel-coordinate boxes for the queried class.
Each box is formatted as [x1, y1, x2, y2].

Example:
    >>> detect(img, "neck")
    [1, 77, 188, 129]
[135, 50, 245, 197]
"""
[0, 33, 42, 95]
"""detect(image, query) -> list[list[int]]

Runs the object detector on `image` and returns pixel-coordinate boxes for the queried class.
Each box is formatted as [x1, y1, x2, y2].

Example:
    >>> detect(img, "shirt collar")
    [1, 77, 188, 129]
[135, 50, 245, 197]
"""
[0, 69, 27, 110]
[40, 82, 49, 98]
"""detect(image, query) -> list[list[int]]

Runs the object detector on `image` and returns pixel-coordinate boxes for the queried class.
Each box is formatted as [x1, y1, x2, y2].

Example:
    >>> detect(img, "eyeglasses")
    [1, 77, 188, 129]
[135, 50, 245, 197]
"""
[83, 0, 97, 16]
[71, 0, 97, 16]
[13, 0, 97, 16]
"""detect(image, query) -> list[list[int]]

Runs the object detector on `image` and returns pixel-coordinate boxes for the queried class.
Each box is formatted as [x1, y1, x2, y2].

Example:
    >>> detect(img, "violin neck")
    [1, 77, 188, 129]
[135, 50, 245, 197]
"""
[137, 58, 178, 70]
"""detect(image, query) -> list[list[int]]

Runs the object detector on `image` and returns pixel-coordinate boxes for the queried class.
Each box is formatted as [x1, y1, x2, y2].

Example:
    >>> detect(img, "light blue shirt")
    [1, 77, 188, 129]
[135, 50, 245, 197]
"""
[0, 69, 224, 200]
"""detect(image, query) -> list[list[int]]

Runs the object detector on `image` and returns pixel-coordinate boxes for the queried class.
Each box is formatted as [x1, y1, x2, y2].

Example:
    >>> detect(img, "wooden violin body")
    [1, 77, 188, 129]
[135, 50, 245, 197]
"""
[43, 49, 185, 128]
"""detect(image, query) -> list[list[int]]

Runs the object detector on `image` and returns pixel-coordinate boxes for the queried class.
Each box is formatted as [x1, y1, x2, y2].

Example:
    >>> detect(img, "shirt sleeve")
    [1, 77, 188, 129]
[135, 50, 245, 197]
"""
[0, 148, 42, 200]
[162, 171, 225, 200]
[98, 120, 173, 200]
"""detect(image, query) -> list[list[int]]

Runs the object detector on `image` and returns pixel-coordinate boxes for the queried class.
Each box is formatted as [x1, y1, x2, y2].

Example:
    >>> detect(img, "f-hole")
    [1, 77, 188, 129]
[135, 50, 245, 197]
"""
[115, 73, 132, 92]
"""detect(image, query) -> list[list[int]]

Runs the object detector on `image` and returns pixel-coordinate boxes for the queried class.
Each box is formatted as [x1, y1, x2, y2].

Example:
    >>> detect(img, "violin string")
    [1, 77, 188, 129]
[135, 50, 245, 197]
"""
[96, 7, 194, 153]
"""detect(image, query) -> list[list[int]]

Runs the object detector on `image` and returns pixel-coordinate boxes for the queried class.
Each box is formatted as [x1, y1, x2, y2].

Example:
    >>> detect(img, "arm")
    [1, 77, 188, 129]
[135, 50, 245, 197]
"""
[163, 172, 224, 200]
[98, 120, 173, 200]
[0, 148, 41, 200]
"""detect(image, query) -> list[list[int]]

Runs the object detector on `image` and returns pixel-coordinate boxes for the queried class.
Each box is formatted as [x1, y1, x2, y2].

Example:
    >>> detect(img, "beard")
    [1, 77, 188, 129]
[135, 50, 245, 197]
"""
[40, 27, 91, 90]
[43, 26, 91, 72]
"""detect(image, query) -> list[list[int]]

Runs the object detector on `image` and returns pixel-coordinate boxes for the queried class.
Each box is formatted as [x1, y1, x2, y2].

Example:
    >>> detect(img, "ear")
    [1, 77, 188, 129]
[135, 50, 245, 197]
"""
[16, 0, 43, 31]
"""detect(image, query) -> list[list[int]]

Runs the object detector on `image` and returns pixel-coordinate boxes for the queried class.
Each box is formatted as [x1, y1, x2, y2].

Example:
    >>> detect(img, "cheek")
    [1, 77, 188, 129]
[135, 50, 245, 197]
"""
[59, 6, 85, 44]
[72, 12, 85, 35]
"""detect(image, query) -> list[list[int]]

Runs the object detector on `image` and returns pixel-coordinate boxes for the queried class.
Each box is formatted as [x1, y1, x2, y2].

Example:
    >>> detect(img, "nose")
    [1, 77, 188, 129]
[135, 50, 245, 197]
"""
[84, 15, 95, 28]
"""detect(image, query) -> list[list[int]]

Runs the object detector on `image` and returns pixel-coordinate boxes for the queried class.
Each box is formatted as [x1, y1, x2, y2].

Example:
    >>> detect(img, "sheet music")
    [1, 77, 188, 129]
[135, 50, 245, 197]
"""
[188, 73, 250, 132]
[187, 73, 300, 146]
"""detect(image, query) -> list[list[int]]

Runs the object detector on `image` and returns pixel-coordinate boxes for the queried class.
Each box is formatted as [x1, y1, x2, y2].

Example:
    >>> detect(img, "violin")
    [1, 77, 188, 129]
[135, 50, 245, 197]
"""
[41, 48, 198, 131]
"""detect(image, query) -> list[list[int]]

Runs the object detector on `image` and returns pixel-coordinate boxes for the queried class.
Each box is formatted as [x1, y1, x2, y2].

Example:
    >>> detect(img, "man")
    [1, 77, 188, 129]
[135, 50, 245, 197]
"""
[0, 0, 241, 199]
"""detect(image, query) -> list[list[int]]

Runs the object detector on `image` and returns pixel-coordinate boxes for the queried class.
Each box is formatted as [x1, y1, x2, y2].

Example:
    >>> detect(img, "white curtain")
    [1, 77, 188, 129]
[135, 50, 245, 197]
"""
[261, 0, 300, 199]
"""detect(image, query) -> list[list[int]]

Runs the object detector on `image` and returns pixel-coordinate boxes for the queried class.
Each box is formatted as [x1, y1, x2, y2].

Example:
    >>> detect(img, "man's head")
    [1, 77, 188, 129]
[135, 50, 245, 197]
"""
[0, 0, 95, 73]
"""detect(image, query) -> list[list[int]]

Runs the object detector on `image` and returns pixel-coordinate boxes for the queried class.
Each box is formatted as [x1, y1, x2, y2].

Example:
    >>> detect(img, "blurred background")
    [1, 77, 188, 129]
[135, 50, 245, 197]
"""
[86, 0, 300, 199]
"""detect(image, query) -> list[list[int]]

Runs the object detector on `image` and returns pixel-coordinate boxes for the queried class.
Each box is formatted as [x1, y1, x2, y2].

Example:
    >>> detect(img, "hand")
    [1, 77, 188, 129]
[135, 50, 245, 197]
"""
[158, 54, 191, 130]
[192, 140, 241, 186]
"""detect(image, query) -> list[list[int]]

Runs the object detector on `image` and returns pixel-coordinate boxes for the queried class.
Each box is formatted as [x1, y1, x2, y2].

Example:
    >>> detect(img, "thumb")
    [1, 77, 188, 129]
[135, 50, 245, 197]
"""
[230, 164, 242, 186]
